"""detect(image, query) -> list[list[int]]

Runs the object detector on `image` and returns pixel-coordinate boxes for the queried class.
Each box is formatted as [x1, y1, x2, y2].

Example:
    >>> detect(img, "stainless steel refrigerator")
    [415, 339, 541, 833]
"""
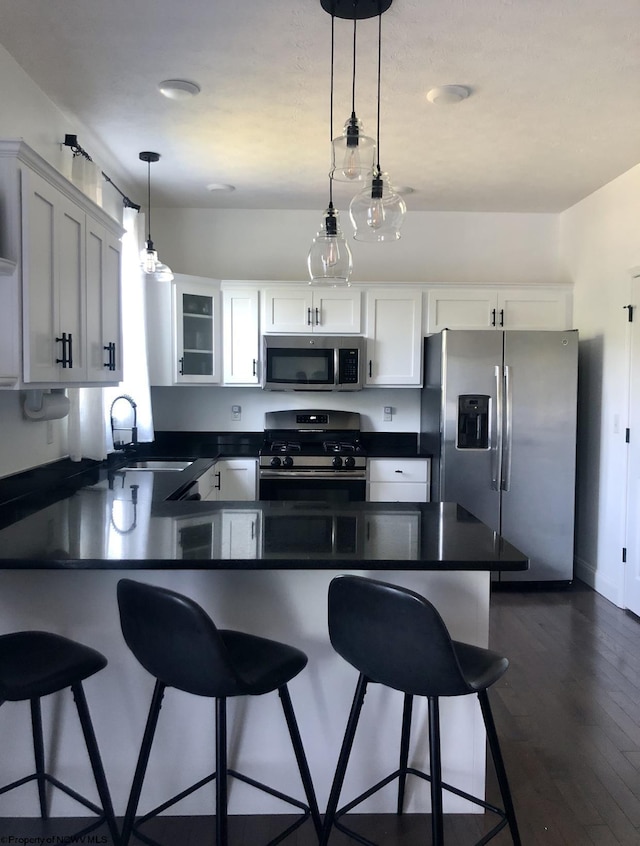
[420, 329, 578, 582]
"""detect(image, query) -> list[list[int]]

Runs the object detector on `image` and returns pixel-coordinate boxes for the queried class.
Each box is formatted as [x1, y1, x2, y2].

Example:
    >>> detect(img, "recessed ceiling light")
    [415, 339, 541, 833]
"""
[206, 183, 236, 192]
[426, 85, 470, 105]
[158, 79, 201, 100]
[394, 186, 415, 195]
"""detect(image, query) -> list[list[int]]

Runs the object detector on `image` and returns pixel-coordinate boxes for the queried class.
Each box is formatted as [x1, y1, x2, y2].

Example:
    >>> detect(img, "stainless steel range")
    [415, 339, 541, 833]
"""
[258, 410, 367, 501]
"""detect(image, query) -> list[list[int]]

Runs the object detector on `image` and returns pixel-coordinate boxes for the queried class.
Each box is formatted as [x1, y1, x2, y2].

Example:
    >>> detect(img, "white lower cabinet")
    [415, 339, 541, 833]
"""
[362, 512, 421, 559]
[201, 459, 258, 502]
[221, 511, 260, 558]
[367, 458, 431, 502]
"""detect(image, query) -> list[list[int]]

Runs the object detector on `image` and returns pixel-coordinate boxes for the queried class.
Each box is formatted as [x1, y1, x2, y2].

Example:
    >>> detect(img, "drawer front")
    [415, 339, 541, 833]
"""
[368, 459, 429, 484]
[368, 482, 428, 503]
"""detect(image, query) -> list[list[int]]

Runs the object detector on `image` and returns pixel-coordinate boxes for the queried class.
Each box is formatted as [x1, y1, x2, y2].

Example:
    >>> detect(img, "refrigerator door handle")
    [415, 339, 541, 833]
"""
[502, 364, 513, 491]
[491, 365, 503, 491]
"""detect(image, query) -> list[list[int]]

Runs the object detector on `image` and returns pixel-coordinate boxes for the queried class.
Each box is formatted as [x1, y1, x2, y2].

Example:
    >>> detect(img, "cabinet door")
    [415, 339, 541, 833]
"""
[174, 279, 220, 383]
[262, 288, 314, 333]
[498, 288, 572, 330]
[365, 289, 423, 385]
[222, 288, 260, 384]
[427, 288, 497, 333]
[363, 513, 420, 559]
[221, 511, 260, 558]
[367, 459, 430, 502]
[313, 289, 361, 333]
[218, 459, 258, 501]
[22, 169, 86, 382]
[86, 218, 122, 382]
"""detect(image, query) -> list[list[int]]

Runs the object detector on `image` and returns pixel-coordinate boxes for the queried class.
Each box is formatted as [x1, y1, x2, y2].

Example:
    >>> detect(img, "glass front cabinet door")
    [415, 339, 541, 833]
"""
[174, 278, 220, 383]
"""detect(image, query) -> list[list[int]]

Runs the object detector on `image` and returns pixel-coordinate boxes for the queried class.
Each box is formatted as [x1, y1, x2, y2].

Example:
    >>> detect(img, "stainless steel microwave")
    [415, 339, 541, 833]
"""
[263, 335, 365, 391]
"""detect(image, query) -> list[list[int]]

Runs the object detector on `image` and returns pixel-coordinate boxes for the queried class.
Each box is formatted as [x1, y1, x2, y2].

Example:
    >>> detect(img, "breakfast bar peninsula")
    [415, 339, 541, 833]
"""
[0, 480, 527, 823]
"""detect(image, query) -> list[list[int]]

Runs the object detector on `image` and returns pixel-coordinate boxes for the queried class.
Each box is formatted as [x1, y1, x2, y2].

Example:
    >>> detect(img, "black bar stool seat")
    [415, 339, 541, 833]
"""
[0, 631, 119, 844]
[321, 575, 521, 846]
[117, 578, 322, 846]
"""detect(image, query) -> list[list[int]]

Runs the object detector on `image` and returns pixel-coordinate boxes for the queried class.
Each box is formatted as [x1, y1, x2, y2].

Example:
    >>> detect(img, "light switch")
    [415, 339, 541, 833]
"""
[231, 405, 241, 421]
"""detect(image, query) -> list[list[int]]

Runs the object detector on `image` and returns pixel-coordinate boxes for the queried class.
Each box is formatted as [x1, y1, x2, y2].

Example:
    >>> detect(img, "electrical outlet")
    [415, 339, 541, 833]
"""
[231, 405, 241, 421]
[383, 406, 392, 422]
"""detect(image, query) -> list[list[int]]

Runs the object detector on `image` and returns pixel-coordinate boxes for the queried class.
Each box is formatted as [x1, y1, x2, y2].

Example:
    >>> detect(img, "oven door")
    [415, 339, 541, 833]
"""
[259, 473, 366, 503]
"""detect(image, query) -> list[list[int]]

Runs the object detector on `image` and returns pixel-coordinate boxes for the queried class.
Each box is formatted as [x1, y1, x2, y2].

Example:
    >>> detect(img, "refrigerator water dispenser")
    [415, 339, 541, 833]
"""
[457, 395, 489, 449]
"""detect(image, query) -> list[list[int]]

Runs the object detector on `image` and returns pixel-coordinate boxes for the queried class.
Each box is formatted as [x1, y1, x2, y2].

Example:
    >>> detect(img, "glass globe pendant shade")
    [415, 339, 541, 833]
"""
[307, 205, 353, 286]
[140, 238, 174, 282]
[349, 171, 406, 242]
[330, 114, 376, 182]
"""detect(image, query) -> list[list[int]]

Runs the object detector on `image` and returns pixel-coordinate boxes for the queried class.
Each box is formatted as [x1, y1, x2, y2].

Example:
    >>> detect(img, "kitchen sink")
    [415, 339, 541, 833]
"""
[123, 460, 193, 471]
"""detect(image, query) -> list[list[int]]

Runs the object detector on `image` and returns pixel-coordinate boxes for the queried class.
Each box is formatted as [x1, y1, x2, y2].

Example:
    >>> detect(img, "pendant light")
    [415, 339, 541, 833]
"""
[349, 6, 406, 242]
[139, 151, 174, 282]
[308, 12, 353, 285]
[330, 18, 375, 182]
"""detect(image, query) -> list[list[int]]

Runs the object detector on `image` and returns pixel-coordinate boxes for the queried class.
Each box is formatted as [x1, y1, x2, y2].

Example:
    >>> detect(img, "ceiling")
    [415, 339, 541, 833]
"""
[2, 0, 640, 213]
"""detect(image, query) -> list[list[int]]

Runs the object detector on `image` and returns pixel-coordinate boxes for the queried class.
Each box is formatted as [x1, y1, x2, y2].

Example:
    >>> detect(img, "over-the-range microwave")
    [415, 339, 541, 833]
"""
[263, 335, 364, 391]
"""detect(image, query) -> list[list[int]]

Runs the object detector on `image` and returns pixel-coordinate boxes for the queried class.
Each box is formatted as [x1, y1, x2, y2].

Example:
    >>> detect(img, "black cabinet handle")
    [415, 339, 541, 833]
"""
[307, 307, 312, 326]
[368, 360, 372, 378]
[315, 307, 320, 326]
[499, 309, 504, 327]
[179, 356, 184, 375]
[491, 309, 496, 327]
[214, 471, 221, 490]
[104, 342, 116, 371]
[252, 359, 257, 377]
[56, 333, 68, 367]
[67, 332, 73, 368]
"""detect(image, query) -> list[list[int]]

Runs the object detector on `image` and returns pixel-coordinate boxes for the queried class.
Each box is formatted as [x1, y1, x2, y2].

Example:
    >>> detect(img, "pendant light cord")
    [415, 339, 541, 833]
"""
[375, 11, 382, 176]
[351, 18, 357, 115]
[329, 12, 335, 208]
[146, 159, 152, 242]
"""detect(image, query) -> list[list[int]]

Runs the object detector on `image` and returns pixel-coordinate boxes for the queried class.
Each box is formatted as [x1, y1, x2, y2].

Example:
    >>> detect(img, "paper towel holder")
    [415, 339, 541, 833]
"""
[23, 389, 70, 421]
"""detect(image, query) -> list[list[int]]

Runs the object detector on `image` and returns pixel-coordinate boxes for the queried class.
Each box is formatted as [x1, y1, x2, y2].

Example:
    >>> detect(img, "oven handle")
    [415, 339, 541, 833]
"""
[259, 469, 367, 480]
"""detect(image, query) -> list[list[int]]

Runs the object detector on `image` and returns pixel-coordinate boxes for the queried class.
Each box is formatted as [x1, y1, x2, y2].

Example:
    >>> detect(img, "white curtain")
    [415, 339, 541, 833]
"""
[69, 207, 155, 461]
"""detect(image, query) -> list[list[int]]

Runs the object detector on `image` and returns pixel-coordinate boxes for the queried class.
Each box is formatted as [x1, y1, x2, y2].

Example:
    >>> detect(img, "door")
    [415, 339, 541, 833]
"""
[222, 288, 260, 384]
[500, 331, 578, 581]
[439, 330, 503, 531]
[625, 275, 640, 614]
[365, 289, 423, 385]
[174, 279, 219, 383]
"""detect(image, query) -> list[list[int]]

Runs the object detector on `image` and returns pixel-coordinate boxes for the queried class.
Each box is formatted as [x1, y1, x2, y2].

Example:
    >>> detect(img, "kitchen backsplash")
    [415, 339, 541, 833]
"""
[150, 386, 422, 433]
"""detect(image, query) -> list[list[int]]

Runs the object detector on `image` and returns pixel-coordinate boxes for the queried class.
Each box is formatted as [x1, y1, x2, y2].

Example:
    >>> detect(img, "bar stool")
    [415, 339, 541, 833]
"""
[117, 578, 322, 846]
[321, 575, 521, 846]
[0, 630, 120, 844]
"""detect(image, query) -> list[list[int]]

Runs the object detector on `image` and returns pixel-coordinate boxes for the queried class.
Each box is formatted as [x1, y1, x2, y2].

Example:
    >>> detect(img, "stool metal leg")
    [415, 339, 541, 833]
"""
[29, 697, 48, 819]
[278, 684, 323, 838]
[478, 690, 521, 846]
[71, 682, 120, 846]
[216, 697, 229, 846]
[428, 696, 444, 846]
[320, 673, 369, 846]
[396, 693, 413, 815]
[121, 679, 166, 846]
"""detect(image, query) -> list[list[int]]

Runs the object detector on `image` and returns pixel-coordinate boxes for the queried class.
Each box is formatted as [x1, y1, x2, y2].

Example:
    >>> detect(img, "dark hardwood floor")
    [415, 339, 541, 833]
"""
[3, 580, 640, 844]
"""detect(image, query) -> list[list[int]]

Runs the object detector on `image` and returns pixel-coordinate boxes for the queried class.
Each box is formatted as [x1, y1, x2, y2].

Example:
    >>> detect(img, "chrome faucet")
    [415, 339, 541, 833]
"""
[110, 394, 138, 450]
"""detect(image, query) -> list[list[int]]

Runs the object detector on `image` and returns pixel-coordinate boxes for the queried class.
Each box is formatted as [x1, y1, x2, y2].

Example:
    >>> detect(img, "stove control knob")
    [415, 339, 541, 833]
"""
[344, 456, 356, 468]
[283, 456, 294, 468]
[332, 456, 343, 468]
[270, 457, 282, 467]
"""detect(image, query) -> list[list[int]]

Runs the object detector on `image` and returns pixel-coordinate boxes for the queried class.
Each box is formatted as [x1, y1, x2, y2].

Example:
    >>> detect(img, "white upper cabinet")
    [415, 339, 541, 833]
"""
[262, 286, 361, 334]
[365, 288, 423, 386]
[0, 140, 124, 388]
[427, 286, 573, 333]
[222, 286, 260, 385]
[174, 277, 221, 384]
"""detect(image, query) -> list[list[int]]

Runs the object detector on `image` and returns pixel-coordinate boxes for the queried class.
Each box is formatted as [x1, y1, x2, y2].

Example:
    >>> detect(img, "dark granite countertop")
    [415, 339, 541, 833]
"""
[0, 467, 528, 571]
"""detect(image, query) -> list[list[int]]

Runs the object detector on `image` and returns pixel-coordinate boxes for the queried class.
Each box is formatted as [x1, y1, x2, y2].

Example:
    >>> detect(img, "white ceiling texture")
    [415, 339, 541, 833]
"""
[2, 0, 640, 213]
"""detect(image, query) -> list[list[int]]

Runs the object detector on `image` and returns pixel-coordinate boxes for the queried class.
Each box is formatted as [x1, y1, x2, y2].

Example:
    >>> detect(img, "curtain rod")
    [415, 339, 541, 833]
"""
[63, 134, 141, 211]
